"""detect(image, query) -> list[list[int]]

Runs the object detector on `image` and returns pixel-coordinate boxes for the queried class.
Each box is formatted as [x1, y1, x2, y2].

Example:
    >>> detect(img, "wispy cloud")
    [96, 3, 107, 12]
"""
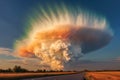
[0, 47, 13, 55]
[0, 47, 41, 69]
[0, 47, 22, 60]
[113, 57, 120, 61]
[8, 58, 39, 65]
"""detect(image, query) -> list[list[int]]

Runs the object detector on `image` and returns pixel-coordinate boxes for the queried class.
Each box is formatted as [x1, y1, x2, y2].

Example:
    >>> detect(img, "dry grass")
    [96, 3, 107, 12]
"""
[0, 72, 76, 80]
[85, 71, 120, 80]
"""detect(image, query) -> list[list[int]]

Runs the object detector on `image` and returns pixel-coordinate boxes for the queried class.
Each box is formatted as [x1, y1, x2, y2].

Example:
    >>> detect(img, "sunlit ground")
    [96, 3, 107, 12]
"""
[86, 71, 120, 80]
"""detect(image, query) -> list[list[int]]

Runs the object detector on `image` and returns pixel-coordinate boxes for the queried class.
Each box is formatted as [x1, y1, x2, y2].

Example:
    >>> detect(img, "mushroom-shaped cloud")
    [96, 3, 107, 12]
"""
[14, 5, 113, 70]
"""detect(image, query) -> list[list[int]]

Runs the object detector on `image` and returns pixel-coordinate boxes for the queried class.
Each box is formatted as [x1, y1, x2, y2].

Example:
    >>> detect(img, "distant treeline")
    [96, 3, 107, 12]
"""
[82, 69, 120, 72]
[0, 65, 65, 73]
[0, 65, 28, 73]
[1, 66, 118, 73]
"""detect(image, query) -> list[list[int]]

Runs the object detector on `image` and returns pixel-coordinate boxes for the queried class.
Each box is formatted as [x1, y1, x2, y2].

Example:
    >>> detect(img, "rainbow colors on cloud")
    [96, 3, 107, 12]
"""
[14, 5, 113, 70]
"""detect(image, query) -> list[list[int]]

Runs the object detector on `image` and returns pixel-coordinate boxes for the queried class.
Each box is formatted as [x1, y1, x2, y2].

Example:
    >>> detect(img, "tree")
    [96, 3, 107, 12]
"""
[7, 68, 12, 72]
[13, 65, 28, 72]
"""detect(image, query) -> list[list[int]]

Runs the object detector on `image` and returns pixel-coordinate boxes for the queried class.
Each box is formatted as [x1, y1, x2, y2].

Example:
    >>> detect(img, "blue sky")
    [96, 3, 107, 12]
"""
[0, 0, 120, 70]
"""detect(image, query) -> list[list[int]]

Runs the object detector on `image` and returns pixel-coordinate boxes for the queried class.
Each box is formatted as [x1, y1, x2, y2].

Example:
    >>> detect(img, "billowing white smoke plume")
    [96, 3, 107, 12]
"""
[33, 39, 83, 70]
[15, 5, 113, 70]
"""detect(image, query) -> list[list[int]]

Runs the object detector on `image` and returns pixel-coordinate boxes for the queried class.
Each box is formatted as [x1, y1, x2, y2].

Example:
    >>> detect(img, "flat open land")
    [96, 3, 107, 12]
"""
[0, 72, 76, 80]
[24, 73, 85, 80]
[85, 71, 120, 80]
[1, 71, 120, 80]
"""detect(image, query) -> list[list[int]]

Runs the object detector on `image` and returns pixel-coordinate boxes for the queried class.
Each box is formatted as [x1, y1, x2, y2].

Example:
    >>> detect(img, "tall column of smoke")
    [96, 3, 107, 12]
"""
[14, 5, 113, 70]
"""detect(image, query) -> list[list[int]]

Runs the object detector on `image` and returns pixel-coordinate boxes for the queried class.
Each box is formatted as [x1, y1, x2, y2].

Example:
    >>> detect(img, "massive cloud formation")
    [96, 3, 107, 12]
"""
[14, 5, 113, 70]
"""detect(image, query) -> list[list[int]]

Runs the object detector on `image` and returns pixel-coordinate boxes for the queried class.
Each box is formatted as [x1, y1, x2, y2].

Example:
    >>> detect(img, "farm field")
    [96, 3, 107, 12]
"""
[85, 71, 120, 80]
[1, 71, 120, 80]
[0, 72, 76, 80]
